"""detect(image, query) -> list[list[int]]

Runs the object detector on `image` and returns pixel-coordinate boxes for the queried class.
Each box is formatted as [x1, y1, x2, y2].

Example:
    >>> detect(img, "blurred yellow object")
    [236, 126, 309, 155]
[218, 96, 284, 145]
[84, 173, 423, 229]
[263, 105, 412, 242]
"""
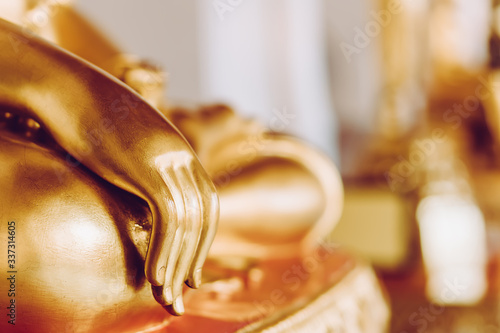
[331, 186, 412, 270]
[0, 1, 383, 332]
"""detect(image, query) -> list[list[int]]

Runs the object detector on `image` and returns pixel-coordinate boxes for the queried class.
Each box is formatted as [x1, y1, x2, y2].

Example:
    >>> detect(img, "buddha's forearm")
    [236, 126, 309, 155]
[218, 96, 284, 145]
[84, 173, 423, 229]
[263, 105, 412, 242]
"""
[0, 18, 187, 198]
[0, 18, 219, 315]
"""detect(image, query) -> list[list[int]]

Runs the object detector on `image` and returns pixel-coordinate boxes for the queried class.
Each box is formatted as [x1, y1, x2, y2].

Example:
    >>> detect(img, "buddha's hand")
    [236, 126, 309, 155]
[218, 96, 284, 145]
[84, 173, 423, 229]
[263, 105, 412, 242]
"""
[146, 151, 219, 316]
[0, 18, 219, 317]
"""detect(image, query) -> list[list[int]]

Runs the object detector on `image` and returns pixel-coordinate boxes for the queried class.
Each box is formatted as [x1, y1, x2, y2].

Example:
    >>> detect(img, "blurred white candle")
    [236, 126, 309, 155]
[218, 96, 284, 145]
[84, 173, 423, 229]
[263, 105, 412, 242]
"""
[417, 193, 487, 305]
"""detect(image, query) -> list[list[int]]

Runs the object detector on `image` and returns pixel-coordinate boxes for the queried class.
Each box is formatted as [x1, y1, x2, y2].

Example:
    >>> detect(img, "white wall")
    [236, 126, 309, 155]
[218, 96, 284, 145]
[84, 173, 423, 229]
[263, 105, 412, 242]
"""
[77, 0, 339, 160]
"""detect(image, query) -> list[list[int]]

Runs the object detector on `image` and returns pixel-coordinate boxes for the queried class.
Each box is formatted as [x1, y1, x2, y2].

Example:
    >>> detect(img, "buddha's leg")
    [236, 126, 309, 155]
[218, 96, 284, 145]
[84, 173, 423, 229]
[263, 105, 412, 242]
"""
[209, 157, 326, 259]
[202, 132, 343, 260]
[0, 133, 170, 332]
[168, 106, 343, 259]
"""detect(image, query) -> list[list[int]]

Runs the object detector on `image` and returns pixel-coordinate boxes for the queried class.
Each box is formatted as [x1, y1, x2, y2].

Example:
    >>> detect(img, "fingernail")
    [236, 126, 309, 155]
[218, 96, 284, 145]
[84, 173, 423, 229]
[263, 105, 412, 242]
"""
[164, 286, 173, 304]
[194, 268, 202, 288]
[158, 266, 166, 277]
[174, 297, 185, 315]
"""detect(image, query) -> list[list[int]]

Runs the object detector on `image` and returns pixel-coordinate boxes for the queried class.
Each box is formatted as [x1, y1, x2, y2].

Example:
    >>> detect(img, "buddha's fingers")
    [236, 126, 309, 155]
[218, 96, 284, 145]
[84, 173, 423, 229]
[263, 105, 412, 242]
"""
[0, 19, 222, 316]
[187, 165, 219, 288]
[166, 165, 203, 316]
[146, 167, 184, 293]
[148, 155, 218, 315]
[145, 188, 177, 306]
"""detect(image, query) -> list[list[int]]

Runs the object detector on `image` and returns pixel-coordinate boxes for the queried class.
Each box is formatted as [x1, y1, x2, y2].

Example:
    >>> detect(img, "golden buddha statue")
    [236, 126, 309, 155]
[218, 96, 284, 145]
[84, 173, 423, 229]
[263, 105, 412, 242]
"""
[0, 1, 388, 332]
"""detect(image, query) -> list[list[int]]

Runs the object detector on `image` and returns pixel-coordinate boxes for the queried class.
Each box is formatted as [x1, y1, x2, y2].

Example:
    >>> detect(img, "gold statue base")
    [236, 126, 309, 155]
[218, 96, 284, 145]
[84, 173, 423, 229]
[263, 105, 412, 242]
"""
[165, 249, 389, 332]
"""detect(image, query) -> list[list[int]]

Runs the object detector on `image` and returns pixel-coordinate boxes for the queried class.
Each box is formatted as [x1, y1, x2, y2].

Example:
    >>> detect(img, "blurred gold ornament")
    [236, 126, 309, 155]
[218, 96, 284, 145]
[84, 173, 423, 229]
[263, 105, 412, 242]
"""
[0, 1, 389, 332]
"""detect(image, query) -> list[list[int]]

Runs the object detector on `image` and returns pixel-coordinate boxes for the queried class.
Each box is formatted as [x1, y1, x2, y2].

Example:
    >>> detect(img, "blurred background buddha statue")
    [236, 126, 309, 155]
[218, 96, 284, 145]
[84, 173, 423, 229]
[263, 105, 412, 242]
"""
[0, 1, 390, 332]
[9, 0, 500, 331]
[329, 0, 500, 331]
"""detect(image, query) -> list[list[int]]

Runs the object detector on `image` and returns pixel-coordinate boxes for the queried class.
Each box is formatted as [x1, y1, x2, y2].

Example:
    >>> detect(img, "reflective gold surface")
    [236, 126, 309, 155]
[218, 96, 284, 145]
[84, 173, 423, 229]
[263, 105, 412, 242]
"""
[8, 1, 344, 257]
[0, 1, 351, 332]
[0, 130, 170, 332]
[0, 16, 219, 319]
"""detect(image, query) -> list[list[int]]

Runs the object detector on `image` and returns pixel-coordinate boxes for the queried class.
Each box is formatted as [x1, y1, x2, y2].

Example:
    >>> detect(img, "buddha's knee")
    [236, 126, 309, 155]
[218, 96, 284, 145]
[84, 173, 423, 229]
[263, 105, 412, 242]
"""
[216, 157, 325, 245]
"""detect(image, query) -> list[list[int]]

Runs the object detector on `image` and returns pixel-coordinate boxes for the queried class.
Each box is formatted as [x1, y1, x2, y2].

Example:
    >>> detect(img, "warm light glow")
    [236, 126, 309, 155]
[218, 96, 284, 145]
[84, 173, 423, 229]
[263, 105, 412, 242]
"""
[0, 0, 24, 24]
[417, 194, 487, 305]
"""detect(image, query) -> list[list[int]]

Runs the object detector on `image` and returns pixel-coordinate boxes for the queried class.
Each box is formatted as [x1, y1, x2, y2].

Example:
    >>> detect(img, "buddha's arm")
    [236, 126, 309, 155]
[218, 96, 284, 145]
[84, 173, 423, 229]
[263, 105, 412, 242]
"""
[0, 18, 218, 315]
